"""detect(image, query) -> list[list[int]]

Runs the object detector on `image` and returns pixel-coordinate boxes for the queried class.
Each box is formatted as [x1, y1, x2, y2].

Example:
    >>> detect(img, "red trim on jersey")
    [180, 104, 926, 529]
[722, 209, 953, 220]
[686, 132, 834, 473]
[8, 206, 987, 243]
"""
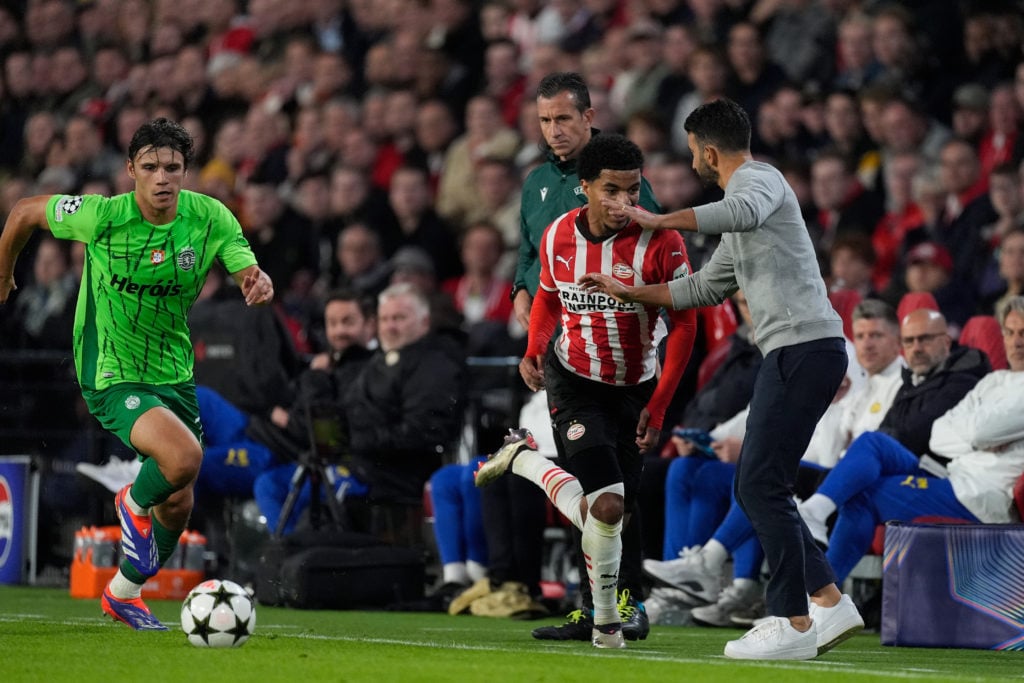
[526, 287, 561, 357]
[646, 306, 697, 429]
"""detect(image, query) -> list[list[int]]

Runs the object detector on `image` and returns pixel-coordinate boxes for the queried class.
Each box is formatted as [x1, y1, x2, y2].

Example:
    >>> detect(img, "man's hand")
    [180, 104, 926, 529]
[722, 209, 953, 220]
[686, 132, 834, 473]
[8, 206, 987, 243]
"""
[601, 199, 662, 229]
[712, 436, 743, 463]
[270, 406, 290, 428]
[241, 268, 274, 305]
[0, 274, 15, 304]
[519, 354, 545, 391]
[513, 288, 532, 332]
[635, 408, 659, 454]
[578, 272, 634, 303]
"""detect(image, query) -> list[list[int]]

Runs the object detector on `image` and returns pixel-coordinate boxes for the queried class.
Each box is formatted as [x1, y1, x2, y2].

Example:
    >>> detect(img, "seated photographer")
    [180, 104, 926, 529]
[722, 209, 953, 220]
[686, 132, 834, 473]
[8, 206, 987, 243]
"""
[256, 283, 467, 546]
[249, 290, 377, 533]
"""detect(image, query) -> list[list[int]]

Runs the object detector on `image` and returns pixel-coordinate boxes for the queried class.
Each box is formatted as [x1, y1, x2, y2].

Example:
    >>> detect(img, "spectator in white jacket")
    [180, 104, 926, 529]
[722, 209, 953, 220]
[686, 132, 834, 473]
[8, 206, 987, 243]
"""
[799, 296, 1024, 583]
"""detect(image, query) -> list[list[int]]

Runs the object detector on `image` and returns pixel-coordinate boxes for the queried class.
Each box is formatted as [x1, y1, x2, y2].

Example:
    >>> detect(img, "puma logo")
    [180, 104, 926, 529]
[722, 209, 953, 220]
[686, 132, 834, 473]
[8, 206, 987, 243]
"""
[671, 251, 683, 257]
[555, 255, 574, 269]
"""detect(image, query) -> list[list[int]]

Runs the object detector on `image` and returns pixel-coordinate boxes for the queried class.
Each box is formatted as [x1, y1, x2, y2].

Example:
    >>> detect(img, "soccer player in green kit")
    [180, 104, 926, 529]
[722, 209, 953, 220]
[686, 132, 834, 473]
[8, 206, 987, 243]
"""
[0, 118, 273, 630]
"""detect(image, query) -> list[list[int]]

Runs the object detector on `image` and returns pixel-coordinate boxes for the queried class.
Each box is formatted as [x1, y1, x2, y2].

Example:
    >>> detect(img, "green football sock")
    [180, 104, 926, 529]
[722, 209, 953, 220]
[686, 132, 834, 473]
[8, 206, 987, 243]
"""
[117, 517, 183, 583]
[118, 559, 147, 585]
[130, 458, 177, 508]
[153, 516, 184, 567]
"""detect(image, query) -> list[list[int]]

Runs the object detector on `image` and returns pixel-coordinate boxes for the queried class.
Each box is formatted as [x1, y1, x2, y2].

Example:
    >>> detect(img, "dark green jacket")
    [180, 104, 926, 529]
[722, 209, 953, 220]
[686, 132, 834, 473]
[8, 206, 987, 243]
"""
[514, 137, 661, 295]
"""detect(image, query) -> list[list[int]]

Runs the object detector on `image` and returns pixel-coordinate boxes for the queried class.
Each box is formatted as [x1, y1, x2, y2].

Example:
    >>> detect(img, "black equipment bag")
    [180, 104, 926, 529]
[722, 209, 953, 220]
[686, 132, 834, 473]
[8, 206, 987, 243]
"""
[255, 529, 425, 609]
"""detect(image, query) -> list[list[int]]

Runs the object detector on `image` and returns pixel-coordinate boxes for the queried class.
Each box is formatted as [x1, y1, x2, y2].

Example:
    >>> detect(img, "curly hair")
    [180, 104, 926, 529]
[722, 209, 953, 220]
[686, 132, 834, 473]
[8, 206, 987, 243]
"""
[577, 134, 644, 182]
[127, 117, 195, 169]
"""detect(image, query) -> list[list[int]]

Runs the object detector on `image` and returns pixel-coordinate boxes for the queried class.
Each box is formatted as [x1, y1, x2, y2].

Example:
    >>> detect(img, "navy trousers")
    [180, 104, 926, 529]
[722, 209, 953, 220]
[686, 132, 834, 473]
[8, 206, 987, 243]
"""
[733, 337, 847, 617]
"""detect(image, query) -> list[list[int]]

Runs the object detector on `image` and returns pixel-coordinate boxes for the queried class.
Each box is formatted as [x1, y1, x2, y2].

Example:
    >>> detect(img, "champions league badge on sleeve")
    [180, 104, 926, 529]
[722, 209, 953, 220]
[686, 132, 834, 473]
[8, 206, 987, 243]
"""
[177, 247, 196, 271]
[53, 195, 84, 222]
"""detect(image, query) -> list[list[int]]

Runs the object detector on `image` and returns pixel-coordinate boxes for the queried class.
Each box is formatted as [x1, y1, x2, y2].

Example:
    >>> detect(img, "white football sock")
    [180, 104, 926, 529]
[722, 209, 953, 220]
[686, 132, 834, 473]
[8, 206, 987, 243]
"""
[125, 487, 149, 515]
[466, 560, 488, 582]
[442, 562, 469, 585]
[582, 513, 623, 626]
[512, 451, 584, 529]
[108, 569, 144, 599]
[703, 539, 728, 573]
[798, 493, 835, 545]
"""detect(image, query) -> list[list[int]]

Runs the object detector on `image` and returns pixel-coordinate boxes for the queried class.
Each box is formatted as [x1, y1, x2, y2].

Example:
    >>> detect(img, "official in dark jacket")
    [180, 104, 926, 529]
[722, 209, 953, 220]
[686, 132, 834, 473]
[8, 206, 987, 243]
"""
[346, 282, 466, 502]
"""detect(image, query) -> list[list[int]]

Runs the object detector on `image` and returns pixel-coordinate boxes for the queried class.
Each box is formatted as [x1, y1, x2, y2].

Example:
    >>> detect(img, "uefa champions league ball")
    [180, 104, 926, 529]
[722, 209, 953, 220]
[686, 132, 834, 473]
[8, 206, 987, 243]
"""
[180, 579, 256, 648]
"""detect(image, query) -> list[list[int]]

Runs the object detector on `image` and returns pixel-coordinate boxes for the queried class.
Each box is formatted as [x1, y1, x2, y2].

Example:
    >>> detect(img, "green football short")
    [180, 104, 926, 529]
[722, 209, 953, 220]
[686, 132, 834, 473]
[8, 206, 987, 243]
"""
[81, 381, 203, 456]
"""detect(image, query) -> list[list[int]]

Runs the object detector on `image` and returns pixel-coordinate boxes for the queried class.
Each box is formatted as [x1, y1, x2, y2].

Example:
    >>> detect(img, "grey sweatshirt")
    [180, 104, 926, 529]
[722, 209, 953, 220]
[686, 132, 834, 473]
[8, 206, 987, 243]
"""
[668, 160, 843, 355]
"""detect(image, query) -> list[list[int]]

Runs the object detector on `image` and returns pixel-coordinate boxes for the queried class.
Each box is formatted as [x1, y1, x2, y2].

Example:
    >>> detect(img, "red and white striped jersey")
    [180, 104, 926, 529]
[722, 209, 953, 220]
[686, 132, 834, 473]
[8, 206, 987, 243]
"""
[539, 206, 691, 385]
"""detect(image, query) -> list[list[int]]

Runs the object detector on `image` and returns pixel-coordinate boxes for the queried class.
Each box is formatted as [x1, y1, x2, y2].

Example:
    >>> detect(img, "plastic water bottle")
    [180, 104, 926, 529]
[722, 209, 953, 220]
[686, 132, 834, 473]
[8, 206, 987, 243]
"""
[91, 527, 118, 567]
[184, 531, 207, 572]
[74, 527, 91, 564]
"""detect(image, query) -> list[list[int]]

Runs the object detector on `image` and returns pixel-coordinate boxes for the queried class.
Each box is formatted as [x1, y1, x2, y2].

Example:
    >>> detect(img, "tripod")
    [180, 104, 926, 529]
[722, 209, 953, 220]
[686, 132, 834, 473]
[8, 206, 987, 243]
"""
[272, 396, 350, 539]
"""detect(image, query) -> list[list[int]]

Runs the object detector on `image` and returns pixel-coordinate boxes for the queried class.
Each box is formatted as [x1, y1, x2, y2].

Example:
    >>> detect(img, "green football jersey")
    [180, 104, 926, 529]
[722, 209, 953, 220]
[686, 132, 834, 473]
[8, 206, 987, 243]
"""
[46, 190, 257, 390]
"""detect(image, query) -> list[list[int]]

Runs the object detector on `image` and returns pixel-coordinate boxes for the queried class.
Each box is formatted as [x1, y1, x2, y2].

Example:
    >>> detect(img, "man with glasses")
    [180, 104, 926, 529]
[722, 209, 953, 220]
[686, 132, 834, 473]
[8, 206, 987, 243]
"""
[867, 308, 991, 462]
[799, 297, 1024, 583]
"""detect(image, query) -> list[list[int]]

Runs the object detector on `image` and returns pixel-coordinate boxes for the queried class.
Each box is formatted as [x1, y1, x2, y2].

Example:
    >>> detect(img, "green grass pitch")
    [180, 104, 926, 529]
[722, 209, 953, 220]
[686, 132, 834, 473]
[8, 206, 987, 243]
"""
[1, 586, 1021, 682]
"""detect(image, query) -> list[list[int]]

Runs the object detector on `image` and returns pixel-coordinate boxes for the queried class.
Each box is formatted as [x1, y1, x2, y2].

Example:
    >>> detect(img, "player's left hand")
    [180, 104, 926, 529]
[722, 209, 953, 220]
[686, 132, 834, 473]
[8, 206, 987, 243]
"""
[242, 268, 274, 305]
[578, 272, 633, 303]
[635, 408, 659, 453]
[519, 354, 546, 392]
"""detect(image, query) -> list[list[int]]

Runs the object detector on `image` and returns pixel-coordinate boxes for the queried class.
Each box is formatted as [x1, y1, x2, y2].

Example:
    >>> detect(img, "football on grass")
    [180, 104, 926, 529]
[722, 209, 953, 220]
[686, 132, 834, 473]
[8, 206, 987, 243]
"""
[180, 579, 256, 648]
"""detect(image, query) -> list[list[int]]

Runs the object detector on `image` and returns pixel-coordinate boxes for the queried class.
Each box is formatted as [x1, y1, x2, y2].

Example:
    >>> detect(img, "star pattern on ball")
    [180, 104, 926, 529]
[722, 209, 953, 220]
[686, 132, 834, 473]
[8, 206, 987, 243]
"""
[189, 613, 216, 644]
[225, 612, 252, 645]
[209, 584, 236, 608]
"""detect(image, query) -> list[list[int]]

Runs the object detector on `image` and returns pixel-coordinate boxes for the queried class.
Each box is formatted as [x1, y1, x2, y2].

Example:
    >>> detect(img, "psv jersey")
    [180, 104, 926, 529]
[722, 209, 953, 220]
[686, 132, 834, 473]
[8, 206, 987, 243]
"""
[539, 206, 691, 385]
[46, 190, 257, 390]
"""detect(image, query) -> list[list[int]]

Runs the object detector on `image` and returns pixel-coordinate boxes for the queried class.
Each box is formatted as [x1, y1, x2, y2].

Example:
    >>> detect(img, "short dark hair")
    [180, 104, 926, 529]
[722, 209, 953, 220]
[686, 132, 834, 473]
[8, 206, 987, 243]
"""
[577, 134, 644, 182]
[325, 288, 376, 321]
[127, 118, 195, 169]
[536, 72, 591, 112]
[683, 99, 751, 153]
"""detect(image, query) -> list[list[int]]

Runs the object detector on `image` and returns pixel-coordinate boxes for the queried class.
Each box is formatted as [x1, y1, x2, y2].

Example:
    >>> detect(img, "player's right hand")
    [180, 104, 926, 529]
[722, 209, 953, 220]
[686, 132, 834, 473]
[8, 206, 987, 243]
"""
[519, 354, 545, 392]
[0, 275, 15, 304]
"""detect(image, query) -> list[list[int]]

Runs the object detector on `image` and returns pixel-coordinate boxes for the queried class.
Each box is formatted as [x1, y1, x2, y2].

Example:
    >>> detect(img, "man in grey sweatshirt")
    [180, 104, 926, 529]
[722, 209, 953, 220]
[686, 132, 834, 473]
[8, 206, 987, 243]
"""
[579, 98, 864, 660]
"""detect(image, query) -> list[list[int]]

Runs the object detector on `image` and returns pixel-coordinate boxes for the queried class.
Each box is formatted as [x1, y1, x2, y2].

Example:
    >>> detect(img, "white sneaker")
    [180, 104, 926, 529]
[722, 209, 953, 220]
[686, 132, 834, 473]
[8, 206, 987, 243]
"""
[810, 594, 864, 655]
[691, 582, 765, 628]
[76, 457, 142, 493]
[797, 501, 829, 547]
[724, 616, 817, 660]
[642, 546, 722, 604]
[644, 586, 696, 625]
[592, 626, 626, 649]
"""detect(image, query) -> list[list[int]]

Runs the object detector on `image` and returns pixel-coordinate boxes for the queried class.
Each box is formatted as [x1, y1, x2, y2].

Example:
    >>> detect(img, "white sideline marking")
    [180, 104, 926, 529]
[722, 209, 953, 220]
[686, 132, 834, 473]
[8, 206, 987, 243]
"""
[0, 615, 990, 680]
[279, 632, 981, 680]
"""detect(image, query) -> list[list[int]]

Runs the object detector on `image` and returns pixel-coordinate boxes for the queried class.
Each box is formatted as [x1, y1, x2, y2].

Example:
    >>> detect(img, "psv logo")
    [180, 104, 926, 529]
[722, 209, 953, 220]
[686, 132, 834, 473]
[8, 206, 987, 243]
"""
[612, 263, 633, 279]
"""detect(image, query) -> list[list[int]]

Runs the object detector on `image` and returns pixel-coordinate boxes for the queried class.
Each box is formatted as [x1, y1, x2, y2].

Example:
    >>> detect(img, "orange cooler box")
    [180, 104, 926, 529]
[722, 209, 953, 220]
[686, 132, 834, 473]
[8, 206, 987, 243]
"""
[70, 526, 206, 600]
